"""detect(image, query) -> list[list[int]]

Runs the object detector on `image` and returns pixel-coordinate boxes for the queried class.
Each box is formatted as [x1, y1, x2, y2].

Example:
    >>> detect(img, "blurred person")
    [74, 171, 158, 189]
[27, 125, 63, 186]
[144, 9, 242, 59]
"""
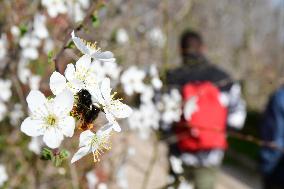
[166, 30, 246, 189]
[260, 86, 284, 189]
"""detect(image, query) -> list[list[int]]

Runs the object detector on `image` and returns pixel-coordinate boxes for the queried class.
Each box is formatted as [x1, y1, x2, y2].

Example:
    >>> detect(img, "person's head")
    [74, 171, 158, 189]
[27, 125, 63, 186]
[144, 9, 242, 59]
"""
[180, 30, 204, 59]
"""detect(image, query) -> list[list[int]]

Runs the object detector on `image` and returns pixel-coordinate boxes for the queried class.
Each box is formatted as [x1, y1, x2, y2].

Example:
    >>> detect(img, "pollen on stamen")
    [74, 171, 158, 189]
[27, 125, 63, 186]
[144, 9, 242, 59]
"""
[91, 133, 112, 163]
[81, 39, 101, 52]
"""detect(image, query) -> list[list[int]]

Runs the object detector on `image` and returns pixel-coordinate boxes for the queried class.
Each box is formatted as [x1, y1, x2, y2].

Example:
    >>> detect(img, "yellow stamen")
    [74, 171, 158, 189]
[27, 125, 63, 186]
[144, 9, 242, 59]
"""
[91, 132, 112, 163]
[81, 39, 101, 52]
[45, 115, 57, 126]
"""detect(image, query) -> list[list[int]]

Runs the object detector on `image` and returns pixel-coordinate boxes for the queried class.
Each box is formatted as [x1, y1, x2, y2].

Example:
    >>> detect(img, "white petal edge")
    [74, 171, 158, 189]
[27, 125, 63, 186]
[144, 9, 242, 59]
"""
[21, 117, 45, 137]
[43, 128, 64, 149]
[64, 64, 76, 81]
[71, 146, 91, 163]
[71, 31, 90, 55]
[58, 116, 75, 137]
[101, 78, 111, 103]
[79, 130, 95, 147]
[50, 72, 67, 95]
[53, 90, 74, 117]
[26, 90, 48, 117]
[76, 54, 92, 72]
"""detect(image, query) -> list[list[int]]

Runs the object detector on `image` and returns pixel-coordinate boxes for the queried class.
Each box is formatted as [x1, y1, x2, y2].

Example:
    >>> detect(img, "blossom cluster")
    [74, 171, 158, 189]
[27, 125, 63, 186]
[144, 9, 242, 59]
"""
[20, 32, 132, 163]
[42, 0, 90, 22]
[121, 65, 182, 139]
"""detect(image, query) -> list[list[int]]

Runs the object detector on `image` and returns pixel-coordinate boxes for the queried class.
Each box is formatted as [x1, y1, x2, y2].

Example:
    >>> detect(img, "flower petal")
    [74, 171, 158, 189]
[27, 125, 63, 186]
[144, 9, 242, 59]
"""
[79, 130, 94, 147]
[58, 116, 75, 137]
[100, 123, 116, 133]
[71, 31, 90, 55]
[90, 85, 104, 105]
[27, 90, 48, 117]
[71, 146, 91, 163]
[92, 51, 115, 62]
[68, 79, 85, 94]
[50, 72, 67, 95]
[21, 117, 45, 137]
[52, 90, 74, 117]
[43, 128, 64, 148]
[110, 100, 132, 118]
[76, 54, 92, 72]
[101, 78, 111, 103]
[64, 64, 75, 81]
[111, 122, 121, 132]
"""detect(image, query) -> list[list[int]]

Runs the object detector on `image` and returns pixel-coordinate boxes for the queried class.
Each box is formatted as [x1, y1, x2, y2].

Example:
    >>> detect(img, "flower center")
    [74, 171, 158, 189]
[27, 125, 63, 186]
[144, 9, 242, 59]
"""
[81, 39, 101, 52]
[90, 132, 112, 163]
[45, 115, 57, 126]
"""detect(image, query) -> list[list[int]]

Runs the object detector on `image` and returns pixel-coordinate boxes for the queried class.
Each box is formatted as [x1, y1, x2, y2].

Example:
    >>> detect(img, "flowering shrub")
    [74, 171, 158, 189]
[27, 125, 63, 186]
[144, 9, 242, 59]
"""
[20, 31, 133, 164]
[0, 0, 188, 188]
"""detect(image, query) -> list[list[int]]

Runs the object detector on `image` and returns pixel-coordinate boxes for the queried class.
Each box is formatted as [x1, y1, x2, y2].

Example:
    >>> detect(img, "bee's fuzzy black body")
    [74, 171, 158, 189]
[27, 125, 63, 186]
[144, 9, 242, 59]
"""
[74, 89, 101, 130]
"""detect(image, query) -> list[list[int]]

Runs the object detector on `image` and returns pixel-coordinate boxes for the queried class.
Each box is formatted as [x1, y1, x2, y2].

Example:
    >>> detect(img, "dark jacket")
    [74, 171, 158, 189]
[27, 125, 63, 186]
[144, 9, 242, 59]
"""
[167, 54, 233, 92]
[261, 86, 284, 179]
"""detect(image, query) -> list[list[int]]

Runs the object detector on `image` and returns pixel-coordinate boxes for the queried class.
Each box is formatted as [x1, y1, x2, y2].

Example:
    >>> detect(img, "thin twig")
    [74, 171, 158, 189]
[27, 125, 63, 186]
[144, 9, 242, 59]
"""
[141, 137, 159, 189]
[69, 162, 80, 189]
[53, 0, 101, 73]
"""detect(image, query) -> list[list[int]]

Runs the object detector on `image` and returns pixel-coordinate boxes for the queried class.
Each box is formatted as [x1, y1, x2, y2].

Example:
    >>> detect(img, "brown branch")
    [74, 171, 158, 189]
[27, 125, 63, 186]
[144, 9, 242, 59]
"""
[141, 137, 159, 189]
[53, 0, 101, 73]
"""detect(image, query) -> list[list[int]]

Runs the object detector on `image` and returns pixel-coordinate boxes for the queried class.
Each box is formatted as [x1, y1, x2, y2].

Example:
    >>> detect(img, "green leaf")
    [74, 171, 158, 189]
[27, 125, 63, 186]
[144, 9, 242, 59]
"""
[48, 51, 54, 64]
[91, 14, 100, 28]
[19, 24, 28, 36]
[41, 148, 70, 167]
[41, 148, 53, 160]
[59, 149, 70, 159]
[65, 41, 75, 49]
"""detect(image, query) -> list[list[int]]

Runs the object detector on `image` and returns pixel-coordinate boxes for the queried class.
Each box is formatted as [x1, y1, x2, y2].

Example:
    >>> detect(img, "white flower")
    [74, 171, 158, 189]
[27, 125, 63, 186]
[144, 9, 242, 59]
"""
[29, 75, 41, 90]
[0, 164, 8, 187]
[33, 14, 49, 39]
[42, 0, 67, 18]
[147, 27, 166, 48]
[9, 103, 24, 126]
[158, 89, 182, 124]
[0, 34, 7, 60]
[67, 2, 84, 22]
[78, 0, 90, 9]
[128, 102, 160, 139]
[19, 34, 40, 60]
[138, 102, 160, 130]
[28, 137, 43, 155]
[116, 28, 129, 44]
[71, 125, 112, 163]
[18, 58, 31, 84]
[120, 66, 146, 96]
[86, 171, 98, 189]
[91, 78, 132, 132]
[71, 31, 115, 63]
[0, 79, 12, 102]
[169, 156, 184, 174]
[0, 103, 7, 122]
[10, 25, 20, 38]
[184, 96, 199, 121]
[43, 38, 54, 54]
[21, 90, 75, 148]
[98, 183, 108, 189]
[140, 86, 154, 103]
[90, 60, 121, 83]
[0, 79, 12, 122]
[149, 65, 162, 90]
[50, 55, 98, 95]
[177, 180, 193, 189]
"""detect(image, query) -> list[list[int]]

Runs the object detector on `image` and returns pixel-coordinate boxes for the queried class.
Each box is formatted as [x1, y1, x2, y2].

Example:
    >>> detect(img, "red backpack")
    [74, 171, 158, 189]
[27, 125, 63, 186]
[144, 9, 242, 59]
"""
[175, 81, 228, 152]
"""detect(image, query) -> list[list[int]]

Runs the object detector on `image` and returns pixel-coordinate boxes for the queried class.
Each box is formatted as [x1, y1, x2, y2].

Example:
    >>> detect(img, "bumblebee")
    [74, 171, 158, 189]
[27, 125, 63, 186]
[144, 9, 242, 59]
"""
[72, 89, 101, 130]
